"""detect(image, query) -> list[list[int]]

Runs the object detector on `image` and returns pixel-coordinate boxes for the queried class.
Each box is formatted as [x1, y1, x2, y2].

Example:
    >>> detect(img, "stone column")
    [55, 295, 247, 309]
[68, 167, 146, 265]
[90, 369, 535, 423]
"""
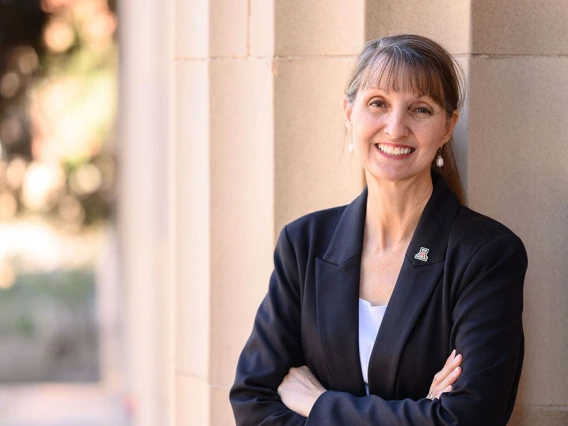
[118, 0, 175, 425]
[366, 1, 568, 425]
[173, 1, 364, 424]
[272, 1, 366, 233]
[467, 2, 568, 424]
[174, 1, 277, 424]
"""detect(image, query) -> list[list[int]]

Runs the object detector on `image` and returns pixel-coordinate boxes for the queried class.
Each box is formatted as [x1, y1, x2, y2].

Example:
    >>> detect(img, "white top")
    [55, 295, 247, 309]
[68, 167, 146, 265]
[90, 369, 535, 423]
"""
[358, 298, 388, 394]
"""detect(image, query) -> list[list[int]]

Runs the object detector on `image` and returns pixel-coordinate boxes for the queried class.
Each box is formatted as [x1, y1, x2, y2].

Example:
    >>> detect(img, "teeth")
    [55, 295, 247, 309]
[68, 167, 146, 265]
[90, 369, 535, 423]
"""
[377, 144, 413, 155]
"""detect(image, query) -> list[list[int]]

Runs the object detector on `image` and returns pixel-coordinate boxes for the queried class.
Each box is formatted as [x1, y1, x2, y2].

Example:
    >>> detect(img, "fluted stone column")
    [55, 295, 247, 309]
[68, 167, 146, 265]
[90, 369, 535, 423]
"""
[173, 1, 363, 424]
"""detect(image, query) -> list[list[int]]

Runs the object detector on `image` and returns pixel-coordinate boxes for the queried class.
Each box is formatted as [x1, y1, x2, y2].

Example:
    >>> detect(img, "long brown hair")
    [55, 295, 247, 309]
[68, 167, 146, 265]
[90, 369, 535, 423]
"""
[345, 34, 466, 204]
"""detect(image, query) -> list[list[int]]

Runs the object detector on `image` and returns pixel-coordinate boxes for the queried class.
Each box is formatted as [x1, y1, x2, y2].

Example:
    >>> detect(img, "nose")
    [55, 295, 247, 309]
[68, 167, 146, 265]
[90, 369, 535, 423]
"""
[383, 110, 409, 139]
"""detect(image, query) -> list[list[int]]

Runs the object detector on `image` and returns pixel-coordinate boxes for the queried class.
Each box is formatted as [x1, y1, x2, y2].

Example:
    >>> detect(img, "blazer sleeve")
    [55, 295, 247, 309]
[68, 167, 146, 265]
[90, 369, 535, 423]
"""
[306, 232, 527, 426]
[230, 226, 307, 425]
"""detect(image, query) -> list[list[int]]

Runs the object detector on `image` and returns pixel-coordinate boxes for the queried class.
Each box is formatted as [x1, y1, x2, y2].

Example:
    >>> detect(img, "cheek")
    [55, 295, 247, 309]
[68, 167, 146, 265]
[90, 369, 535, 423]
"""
[420, 124, 448, 145]
[352, 116, 380, 139]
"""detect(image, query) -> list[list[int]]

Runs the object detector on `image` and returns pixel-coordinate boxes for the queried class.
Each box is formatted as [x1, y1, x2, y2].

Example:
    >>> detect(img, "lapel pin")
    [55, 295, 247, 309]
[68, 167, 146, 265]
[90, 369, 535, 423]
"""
[414, 247, 429, 262]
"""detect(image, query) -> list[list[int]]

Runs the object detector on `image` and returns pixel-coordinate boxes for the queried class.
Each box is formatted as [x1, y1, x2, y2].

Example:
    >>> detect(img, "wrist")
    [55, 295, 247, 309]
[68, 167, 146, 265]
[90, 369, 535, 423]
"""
[306, 390, 326, 417]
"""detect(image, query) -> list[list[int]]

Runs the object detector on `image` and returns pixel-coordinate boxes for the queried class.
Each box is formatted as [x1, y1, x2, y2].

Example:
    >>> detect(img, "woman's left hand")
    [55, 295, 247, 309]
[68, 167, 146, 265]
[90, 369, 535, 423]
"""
[427, 349, 463, 400]
[277, 365, 327, 418]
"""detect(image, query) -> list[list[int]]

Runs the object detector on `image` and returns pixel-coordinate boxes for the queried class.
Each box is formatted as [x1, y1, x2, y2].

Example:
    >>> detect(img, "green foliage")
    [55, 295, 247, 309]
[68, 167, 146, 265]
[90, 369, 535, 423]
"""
[0, 269, 95, 336]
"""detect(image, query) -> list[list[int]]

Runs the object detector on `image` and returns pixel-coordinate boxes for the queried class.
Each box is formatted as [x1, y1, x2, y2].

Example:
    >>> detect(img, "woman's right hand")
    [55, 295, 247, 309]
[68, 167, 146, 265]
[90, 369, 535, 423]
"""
[426, 349, 462, 400]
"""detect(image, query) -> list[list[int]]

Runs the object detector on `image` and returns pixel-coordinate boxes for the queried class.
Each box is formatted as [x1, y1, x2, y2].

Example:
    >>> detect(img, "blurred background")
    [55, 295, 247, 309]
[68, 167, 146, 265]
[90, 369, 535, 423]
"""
[1, 1, 567, 426]
[0, 0, 126, 424]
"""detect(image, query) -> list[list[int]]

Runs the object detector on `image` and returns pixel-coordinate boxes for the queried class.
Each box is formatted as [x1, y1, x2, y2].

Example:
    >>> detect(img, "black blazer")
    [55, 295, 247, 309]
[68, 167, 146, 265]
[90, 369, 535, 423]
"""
[230, 175, 527, 426]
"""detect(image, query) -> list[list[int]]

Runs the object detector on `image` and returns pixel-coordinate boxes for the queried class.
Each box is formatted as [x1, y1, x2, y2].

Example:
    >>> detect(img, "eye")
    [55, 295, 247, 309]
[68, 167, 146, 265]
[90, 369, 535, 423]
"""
[412, 105, 433, 116]
[368, 98, 387, 108]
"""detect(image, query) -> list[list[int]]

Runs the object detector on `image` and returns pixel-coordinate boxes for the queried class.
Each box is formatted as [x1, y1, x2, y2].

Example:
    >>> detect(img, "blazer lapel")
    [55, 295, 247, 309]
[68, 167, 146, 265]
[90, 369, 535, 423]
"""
[315, 188, 367, 396]
[316, 257, 365, 395]
[367, 258, 444, 398]
[314, 176, 460, 398]
[368, 175, 460, 398]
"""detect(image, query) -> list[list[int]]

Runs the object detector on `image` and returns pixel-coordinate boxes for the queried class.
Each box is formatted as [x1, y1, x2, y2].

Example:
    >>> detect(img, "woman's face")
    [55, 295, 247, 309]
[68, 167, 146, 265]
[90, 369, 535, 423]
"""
[344, 85, 458, 185]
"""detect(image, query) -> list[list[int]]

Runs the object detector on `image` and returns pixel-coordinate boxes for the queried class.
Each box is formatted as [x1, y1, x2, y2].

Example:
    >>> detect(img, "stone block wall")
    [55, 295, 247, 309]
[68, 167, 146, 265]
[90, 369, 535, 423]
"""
[119, 1, 568, 424]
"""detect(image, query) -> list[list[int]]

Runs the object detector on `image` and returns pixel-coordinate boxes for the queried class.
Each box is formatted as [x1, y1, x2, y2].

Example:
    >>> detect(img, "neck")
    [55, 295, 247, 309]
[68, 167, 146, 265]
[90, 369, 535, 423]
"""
[364, 172, 433, 252]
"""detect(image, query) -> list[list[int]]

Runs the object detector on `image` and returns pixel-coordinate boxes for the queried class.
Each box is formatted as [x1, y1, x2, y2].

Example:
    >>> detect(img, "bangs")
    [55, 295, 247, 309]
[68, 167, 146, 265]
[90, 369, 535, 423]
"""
[360, 51, 446, 110]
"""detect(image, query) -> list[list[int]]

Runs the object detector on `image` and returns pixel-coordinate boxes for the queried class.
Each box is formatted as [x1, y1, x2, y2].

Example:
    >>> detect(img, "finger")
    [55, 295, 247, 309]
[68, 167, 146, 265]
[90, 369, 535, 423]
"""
[294, 366, 325, 391]
[434, 366, 462, 397]
[436, 385, 453, 398]
[289, 366, 311, 382]
[431, 351, 459, 388]
[279, 367, 302, 391]
[430, 354, 462, 395]
[287, 367, 308, 383]
[290, 366, 310, 376]
[436, 351, 456, 381]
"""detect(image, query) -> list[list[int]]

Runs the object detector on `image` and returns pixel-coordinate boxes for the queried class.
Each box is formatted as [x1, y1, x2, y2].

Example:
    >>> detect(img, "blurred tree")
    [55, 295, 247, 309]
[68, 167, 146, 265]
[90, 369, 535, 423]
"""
[0, 0, 47, 160]
[0, 0, 118, 384]
[0, 0, 117, 229]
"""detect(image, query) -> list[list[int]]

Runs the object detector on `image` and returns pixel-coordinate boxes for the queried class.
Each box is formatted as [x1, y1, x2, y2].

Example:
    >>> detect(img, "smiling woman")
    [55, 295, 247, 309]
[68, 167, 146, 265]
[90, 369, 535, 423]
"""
[344, 35, 465, 204]
[230, 35, 527, 426]
[345, 88, 458, 192]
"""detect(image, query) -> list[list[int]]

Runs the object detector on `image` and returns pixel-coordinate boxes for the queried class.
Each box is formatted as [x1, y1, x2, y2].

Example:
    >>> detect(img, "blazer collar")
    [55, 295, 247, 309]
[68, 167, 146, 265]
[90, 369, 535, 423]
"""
[315, 174, 460, 397]
[321, 186, 367, 265]
[321, 173, 459, 266]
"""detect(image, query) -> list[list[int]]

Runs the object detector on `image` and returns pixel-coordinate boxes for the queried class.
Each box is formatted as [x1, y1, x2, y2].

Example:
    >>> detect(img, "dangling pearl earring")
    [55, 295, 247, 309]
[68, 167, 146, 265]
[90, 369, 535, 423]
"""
[436, 147, 444, 168]
[348, 142, 354, 153]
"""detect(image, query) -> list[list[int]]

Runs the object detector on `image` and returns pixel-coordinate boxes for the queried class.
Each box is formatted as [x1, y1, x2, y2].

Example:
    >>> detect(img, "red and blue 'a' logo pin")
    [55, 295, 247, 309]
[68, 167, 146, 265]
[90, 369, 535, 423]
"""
[414, 247, 429, 262]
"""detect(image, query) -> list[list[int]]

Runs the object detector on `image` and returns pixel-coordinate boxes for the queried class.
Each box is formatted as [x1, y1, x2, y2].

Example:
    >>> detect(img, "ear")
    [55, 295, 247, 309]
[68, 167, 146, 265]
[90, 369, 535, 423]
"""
[442, 110, 459, 144]
[343, 96, 353, 132]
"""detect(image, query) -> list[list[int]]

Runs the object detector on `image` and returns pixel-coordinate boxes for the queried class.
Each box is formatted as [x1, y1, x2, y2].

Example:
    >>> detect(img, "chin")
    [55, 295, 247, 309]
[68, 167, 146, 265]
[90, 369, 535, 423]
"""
[364, 167, 431, 186]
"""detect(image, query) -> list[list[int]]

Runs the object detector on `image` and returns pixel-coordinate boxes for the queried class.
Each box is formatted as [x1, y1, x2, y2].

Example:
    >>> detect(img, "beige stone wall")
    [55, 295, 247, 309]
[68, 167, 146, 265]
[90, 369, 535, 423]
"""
[119, 0, 568, 425]
[468, 2, 568, 424]
[366, 1, 568, 425]
[272, 0, 366, 234]
[173, 1, 364, 424]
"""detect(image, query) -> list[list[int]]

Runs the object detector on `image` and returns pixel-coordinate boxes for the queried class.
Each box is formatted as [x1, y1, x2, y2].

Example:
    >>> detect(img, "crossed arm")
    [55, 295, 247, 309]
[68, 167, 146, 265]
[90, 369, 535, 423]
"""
[278, 350, 463, 418]
[230, 227, 527, 425]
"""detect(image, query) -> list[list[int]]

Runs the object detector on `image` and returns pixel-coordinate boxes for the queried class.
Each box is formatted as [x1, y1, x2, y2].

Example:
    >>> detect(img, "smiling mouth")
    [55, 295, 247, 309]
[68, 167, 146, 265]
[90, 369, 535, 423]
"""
[376, 143, 415, 156]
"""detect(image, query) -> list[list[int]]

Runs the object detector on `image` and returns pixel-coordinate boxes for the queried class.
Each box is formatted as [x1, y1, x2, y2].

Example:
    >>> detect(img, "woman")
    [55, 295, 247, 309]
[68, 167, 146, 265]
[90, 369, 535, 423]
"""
[230, 34, 527, 425]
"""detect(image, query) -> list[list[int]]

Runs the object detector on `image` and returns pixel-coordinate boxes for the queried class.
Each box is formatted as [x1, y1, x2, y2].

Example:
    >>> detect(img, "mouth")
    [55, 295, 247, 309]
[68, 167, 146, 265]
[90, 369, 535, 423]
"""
[375, 143, 415, 157]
